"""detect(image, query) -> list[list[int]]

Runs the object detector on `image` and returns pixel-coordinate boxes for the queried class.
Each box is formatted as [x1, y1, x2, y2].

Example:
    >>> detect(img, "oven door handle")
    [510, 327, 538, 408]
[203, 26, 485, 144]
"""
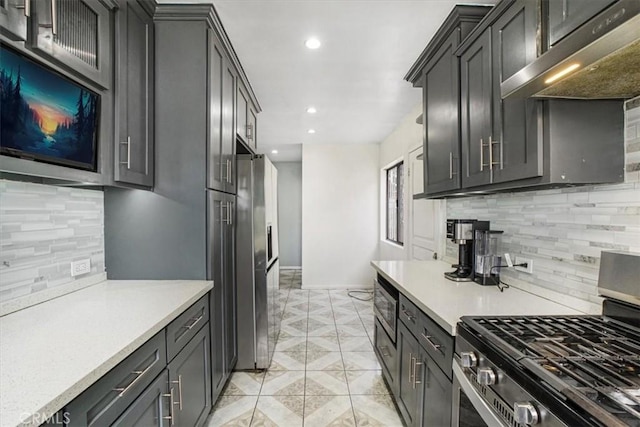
[452, 359, 508, 427]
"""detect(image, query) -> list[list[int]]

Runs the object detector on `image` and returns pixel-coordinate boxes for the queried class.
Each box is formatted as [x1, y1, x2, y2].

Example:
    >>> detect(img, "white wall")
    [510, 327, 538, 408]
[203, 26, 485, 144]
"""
[274, 161, 302, 268]
[302, 144, 379, 288]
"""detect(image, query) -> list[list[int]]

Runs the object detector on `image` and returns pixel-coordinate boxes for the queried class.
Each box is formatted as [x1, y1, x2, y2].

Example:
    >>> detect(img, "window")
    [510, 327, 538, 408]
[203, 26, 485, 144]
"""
[386, 162, 404, 245]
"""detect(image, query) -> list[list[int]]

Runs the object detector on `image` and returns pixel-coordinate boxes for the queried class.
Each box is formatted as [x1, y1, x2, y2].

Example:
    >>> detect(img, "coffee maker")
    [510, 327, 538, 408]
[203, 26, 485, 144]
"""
[473, 229, 504, 286]
[444, 219, 489, 282]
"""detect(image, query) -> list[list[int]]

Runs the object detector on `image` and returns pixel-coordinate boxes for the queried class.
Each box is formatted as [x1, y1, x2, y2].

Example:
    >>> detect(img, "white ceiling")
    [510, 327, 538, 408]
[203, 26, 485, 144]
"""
[173, 1, 497, 161]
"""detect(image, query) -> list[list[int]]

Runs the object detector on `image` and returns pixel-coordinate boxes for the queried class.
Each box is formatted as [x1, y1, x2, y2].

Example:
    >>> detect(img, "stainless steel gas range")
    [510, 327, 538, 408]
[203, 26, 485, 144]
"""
[453, 251, 640, 427]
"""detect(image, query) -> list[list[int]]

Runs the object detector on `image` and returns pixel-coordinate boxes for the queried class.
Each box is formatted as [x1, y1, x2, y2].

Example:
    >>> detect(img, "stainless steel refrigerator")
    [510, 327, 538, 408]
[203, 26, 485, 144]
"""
[236, 154, 280, 370]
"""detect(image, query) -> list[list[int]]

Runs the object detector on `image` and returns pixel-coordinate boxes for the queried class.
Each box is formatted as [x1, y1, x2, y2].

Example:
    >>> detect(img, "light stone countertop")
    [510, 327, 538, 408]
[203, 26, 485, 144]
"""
[0, 280, 213, 427]
[371, 260, 588, 336]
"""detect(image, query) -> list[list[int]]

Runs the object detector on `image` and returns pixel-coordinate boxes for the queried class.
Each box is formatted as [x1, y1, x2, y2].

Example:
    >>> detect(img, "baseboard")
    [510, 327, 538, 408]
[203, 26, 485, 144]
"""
[280, 266, 302, 271]
[301, 283, 373, 290]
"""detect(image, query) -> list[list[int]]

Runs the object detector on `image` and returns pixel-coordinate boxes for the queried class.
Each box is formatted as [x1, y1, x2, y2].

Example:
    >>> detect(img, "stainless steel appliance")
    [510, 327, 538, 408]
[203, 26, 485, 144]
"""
[452, 251, 640, 427]
[374, 275, 399, 342]
[236, 154, 280, 370]
[445, 219, 489, 282]
[473, 229, 504, 286]
[502, 0, 640, 99]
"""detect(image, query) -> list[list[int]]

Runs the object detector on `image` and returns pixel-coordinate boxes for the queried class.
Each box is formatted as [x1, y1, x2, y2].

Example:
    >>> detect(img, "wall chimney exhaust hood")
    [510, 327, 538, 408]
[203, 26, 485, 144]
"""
[501, 0, 640, 100]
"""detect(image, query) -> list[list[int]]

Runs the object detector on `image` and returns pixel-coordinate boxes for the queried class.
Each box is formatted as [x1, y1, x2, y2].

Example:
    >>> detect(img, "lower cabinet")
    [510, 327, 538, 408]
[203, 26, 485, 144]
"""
[112, 371, 170, 427]
[375, 294, 454, 427]
[64, 296, 211, 427]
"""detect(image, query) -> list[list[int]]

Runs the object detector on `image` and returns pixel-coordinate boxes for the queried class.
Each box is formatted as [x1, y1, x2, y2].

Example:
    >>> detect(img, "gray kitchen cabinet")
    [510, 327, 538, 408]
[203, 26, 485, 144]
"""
[30, 0, 113, 88]
[490, 0, 542, 184]
[460, 29, 493, 188]
[397, 321, 422, 427]
[0, 0, 28, 41]
[418, 349, 452, 427]
[374, 318, 398, 396]
[166, 295, 209, 362]
[237, 82, 258, 151]
[114, 0, 154, 188]
[111, 370, 171, 427]
[207, 32, 225, 193]
[65, 332, 167, 427]
[222, 60, 237, 194]
[168, 325, 212, 427]
[548, 0, 616, 46]
[208, 190, 236, 402]
[405, 6, 491, 196]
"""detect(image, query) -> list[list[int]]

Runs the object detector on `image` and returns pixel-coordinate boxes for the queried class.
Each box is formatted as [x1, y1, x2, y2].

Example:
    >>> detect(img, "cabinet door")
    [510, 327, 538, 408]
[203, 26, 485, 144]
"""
[419, 350, 452, 427]
[207, 32, 225, 192]
[115, 0, 154, 187]
[0, 0, 28, 41]
[236, 83, 248, 141]
[223, 194, 237, 371]
[460, 29, 492, 188]
[222, 60, 236, 194]
[112, 370, 171, 427]
[491, 0, 543, 184]
[168, 326, 212, 427]
[548, 0, 615, 46]
[397, 322, 421, 426]
[423, 30, 461, 195]
[248, 105, 257, 150]
[31, 0, 112, 88]
[207, 192, 226, 401]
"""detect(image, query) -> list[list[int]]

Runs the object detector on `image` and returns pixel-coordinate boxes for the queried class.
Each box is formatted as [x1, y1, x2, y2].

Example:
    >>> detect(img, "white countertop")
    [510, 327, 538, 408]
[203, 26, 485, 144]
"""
[0, 280, 213, 427]
[371, 260, 585, 336]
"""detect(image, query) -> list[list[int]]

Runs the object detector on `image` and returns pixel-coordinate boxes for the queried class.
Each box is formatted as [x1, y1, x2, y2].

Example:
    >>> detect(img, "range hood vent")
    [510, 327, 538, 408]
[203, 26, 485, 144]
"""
[502, 0, 640, 100]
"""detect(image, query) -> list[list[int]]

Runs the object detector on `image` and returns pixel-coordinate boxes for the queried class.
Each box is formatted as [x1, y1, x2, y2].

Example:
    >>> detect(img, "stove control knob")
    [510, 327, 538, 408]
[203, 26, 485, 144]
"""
[460, 352, 477, 368]
[476, 368, 496, 385]
[513, 402, 539, 425]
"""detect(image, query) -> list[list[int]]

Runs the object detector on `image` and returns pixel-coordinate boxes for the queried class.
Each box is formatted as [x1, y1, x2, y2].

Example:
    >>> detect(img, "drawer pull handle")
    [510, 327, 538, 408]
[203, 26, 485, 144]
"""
[402, 308, 416, 322]
[413, 359, 423, 388]
[380, 345, 390, 357]
[421, 333, 444, 355]
[183, 314, 204, 331]
[113, 358, 156, 397]
[172, 374, 183, 410]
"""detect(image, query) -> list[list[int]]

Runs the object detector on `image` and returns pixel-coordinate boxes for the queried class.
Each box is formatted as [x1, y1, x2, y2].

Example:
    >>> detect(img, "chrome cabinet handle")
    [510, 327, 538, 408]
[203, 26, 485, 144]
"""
[120, 136, 131, 169]
[172, 375, 183, 411]
[51, 0, 57, 35]
[421, 332, 444, 355]
[183, 314, 203, 331]
[409, 352, 414, 384]
[113, 357, 157, 397]
[402, 308, 416, 322]
[490, 136, 501, 170]
[449, 152, 453, 179]
[16, 0, 30, 17]
[413, 359, 423, 387]
[246, 124, 253, 140]
[162, 387, 176, 425]
[488, 136, 494, 171]
[379, 345, 390, 357]
[226, 159, 232, 183]
[227, 202, 233, 225]
[480, 138, 484, 171]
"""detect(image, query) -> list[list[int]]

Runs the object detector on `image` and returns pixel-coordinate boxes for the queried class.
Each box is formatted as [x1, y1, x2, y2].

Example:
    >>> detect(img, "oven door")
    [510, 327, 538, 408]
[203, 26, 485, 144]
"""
[452, 360, 506, 427]
[373, 279, 397, 342]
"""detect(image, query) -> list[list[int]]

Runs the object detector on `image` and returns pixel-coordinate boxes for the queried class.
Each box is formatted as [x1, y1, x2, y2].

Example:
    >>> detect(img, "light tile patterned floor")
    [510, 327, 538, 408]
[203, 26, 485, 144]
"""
[205, 269, 404, 427]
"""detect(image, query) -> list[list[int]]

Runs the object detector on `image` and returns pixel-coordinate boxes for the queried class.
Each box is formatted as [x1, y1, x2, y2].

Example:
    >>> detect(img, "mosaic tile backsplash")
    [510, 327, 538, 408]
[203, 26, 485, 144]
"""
[446, 101, 640, 305]
[0, 180, 105, 302]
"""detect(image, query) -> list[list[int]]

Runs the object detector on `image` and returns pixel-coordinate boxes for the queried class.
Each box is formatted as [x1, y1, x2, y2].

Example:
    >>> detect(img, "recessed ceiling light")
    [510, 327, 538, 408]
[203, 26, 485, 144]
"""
[308, 129, 316, 134]
[271, 149, 278, 154]
[306, 106, 317, 114]
[305, 38, 321, 49]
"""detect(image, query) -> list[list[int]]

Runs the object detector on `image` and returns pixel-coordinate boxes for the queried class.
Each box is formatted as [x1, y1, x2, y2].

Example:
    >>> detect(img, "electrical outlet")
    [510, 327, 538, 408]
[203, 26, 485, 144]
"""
[71, 258, 91, 277]
[515, 256, 533, 274]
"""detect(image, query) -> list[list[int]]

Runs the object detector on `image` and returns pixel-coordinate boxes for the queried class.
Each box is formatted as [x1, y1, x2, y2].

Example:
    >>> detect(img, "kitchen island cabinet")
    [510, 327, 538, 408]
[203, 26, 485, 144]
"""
[0, 280, 212, 427]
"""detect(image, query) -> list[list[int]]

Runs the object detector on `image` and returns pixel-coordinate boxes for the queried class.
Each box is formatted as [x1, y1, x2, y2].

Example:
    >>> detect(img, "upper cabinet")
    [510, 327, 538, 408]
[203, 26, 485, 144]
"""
[405, 6, 492, 195]
[548, 0, 616, 46]
[114, 0, 154, 188]
[236, 81, 258, 151]
[408, 0, 625, 198]
[30, 0, 113, 89]
[0, 0, 28, 41]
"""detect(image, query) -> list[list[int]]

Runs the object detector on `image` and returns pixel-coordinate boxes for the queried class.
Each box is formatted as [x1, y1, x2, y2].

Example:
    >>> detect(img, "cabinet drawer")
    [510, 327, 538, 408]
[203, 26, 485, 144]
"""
[66, 331, 167, 426]
[398, 294, 420, 336]
[374, 319, 397, 394]
[417, 311, 454, 380]
[166, 295, 209, 362]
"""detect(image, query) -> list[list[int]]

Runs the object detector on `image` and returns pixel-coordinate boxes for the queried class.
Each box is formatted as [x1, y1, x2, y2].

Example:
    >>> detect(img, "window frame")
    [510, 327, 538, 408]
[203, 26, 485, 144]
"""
[385, 161, 404, 246]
